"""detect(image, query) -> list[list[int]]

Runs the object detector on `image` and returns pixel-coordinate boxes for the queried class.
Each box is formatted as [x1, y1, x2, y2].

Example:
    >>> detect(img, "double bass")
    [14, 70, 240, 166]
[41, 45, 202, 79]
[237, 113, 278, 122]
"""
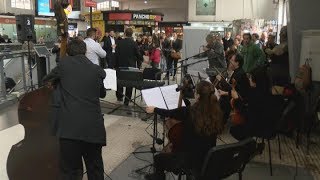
[7, 87, 60, 180]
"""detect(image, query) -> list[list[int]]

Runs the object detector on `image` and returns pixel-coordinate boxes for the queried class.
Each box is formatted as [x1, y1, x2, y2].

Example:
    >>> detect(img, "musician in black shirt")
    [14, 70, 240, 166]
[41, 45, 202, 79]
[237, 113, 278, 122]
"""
[145, 81, 224, 180]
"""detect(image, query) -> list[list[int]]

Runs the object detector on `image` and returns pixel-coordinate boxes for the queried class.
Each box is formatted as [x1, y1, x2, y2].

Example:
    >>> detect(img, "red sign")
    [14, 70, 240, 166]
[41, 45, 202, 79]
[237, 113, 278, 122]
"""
[109, 13, 132, 21]
[85, 0, 97, 7]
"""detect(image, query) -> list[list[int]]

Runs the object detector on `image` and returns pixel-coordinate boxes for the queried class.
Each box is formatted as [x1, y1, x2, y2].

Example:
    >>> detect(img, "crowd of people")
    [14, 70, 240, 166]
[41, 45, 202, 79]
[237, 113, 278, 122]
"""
[43, 26, 291, 180]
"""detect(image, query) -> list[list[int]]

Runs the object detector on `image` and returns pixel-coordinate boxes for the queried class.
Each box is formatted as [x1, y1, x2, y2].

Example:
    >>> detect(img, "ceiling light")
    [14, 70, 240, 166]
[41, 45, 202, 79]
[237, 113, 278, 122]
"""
[144, 0, 147, 4]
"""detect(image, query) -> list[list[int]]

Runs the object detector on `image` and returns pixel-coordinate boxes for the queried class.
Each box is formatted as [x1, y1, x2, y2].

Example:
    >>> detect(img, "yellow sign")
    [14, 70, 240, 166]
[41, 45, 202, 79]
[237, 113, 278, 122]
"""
[64, 5, 72, 16]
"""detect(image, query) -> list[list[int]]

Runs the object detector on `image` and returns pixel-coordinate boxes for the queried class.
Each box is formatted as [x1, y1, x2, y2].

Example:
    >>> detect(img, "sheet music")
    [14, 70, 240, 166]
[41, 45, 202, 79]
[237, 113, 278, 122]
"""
[103, 69, 117, 91]
[141, 87, 168, 109]
[159, 84, 185, 110]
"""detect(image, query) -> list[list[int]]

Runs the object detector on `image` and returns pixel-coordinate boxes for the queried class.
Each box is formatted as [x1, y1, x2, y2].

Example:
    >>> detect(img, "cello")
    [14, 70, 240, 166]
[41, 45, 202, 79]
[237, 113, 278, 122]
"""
[230, 79, 246, 125]
[163, 76, 193, 153]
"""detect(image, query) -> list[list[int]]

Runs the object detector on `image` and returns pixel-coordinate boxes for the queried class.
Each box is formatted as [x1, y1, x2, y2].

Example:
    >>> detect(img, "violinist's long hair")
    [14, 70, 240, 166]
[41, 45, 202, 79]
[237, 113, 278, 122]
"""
[191, 81, 224, 136]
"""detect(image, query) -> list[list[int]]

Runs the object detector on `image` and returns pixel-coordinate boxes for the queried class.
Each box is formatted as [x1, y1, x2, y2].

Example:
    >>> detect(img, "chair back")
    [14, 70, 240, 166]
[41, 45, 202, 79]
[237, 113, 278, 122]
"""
[200, 138, 257, 180]
[117, 67, 143, 81]
[143, 67, 162, 80]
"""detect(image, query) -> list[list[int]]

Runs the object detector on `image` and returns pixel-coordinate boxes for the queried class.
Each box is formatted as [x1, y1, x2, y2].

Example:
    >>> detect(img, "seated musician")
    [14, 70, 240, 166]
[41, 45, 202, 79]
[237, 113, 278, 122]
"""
[229, 67, 276, 141]
[215, 53, 250, 123]
[145, 81, 224, 180]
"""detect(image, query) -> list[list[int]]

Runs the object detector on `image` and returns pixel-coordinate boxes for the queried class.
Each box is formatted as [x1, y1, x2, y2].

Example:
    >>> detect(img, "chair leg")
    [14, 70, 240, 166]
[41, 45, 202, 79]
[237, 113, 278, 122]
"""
[267, 139, 273, 176]
[134, 88, 137, 106]
[277, 134, 282, 160]
[238, 172, 242, 180]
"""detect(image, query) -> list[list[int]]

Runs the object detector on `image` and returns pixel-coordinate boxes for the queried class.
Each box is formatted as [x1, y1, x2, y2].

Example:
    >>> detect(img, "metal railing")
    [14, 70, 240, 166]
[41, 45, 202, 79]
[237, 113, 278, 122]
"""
[0, 50, 29, 100]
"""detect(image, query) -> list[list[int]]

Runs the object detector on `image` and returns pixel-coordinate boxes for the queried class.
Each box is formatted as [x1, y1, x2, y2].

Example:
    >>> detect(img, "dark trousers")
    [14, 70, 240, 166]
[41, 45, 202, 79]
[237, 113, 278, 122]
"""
[106, 53, 116, 69]
[166, 56, 178, 77]
[152, 152, 203, 180]
[116, 87, 133, 105]
[99, 58, 107, 69]
[59, 138, 104, 180]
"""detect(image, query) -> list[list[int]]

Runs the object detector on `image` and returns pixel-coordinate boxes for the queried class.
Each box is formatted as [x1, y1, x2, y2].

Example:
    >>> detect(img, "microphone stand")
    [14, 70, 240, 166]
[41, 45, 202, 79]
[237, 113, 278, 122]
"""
[164, 51, 208, 85]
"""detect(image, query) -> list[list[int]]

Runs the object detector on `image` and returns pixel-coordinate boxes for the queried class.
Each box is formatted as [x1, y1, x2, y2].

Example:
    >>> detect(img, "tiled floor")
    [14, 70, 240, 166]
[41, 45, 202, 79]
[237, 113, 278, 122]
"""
[0, 75, 319, 180]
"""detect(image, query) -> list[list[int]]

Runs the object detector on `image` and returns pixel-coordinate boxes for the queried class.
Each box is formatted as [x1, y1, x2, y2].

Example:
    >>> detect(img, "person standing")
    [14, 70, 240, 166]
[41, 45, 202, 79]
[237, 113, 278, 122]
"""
[222, 31, 234, 51]
[240, 33, 266, 73]
[43, 39, 107, 180]
[115, 28, 143, 105]
[102, 29, 117, 69]
[84, 28, 106, 66]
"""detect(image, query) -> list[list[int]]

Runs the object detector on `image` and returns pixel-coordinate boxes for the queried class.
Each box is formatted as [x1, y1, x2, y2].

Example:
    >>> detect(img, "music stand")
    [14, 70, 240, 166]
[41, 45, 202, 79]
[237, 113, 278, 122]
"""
[34, 46, 51, 87]
[133, 113, 159, 174]
[107, 67, 147, 115]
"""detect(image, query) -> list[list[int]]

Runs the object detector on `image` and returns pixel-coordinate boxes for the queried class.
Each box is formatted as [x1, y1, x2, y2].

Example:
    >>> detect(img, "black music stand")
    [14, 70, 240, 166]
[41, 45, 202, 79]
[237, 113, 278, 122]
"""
[133, 113, 159, 174]
[34, 46, 50, 87]
[107, 67, 147, 115]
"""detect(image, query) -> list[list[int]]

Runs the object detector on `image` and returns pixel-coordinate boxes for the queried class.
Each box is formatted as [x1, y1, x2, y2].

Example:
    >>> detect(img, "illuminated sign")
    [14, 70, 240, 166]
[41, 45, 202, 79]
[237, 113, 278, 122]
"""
[37, 0, 80, 19]
[132, 14, 157, 20]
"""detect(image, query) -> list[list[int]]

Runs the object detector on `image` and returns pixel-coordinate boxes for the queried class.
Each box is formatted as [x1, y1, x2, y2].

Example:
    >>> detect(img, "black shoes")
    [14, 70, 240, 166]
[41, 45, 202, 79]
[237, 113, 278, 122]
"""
[256, 142, 265, 155]
[144, 173, 165, 180]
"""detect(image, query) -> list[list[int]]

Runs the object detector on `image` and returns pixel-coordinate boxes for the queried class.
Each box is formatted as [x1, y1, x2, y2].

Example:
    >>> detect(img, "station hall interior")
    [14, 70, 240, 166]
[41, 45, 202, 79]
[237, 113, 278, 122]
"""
[0, 0, 320, 180]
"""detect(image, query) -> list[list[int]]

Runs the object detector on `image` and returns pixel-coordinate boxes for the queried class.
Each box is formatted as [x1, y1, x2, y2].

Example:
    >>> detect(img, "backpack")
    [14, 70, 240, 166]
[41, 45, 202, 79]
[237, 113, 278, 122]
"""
[295, 59, 312, 93]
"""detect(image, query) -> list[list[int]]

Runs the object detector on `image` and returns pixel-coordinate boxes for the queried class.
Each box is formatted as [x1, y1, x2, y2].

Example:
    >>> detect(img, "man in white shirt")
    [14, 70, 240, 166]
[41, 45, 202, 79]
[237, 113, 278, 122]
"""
[84, 28, 106, 65]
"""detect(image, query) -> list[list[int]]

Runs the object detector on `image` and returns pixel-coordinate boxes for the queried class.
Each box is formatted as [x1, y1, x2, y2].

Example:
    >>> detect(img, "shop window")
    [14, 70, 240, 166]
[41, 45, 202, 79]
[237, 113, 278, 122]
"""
[97, 1, 110, 11]
[111, 1, 119, 8]
[11, 0, 32, 9]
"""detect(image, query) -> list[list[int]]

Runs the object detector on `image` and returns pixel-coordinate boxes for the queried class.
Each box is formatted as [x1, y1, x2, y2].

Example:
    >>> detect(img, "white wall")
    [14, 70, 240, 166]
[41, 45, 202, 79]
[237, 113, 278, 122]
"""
[188, 0, 278, 22]
[287, 0, 320, 79]
[2, 0, 35, 15]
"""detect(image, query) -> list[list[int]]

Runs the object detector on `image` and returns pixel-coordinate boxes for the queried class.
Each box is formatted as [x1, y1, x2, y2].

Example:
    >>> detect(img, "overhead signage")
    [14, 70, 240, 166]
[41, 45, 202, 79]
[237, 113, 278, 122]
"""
[85, 0, 97, 7]
[132, 14, 157, 20]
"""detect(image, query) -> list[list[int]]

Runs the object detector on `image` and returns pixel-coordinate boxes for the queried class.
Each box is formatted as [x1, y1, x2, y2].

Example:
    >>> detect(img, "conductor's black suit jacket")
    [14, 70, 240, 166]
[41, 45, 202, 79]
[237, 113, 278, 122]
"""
[43, 54, 107, 145]
[115, 37, 143, 68]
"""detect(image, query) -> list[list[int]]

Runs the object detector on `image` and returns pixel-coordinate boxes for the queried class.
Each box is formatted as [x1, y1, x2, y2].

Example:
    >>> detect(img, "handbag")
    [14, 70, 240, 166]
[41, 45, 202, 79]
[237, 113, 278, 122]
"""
[170, 51, 181, 60]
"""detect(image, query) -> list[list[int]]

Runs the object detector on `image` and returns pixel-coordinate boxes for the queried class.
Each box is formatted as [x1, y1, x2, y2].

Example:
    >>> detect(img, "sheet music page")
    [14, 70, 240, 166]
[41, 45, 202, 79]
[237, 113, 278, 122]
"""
[159, 84, 185, 110]
[142, 87, 168, 109]
[103, 69, 117, 91]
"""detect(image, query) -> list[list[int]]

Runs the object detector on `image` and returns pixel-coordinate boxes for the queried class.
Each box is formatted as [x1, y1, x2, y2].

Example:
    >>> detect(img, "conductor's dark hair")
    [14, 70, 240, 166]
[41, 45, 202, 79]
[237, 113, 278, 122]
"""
[125, 28, 133, 37]
[67, 39, 86, 56]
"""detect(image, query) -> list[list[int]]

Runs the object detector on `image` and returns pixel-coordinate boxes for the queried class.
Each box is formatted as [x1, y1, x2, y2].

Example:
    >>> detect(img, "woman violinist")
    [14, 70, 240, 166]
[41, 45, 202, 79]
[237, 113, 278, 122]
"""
[145, 81, 224, 180]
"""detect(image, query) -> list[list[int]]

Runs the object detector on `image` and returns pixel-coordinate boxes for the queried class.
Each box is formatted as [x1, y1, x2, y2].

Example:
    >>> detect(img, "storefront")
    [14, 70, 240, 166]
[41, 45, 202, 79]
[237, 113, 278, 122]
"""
[0, 16, 56, 43]
[85, 10, 163, 38]
[158, 22, 190, 36]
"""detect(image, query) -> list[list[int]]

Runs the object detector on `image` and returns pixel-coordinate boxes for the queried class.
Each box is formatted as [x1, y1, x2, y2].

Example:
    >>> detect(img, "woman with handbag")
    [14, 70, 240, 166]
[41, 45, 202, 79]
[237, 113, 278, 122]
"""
[165, 34, 183, 80]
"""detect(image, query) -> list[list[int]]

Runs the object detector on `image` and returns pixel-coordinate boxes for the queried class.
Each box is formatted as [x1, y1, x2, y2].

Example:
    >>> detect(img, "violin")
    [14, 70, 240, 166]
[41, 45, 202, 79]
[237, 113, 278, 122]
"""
[230, 79, 246, 125]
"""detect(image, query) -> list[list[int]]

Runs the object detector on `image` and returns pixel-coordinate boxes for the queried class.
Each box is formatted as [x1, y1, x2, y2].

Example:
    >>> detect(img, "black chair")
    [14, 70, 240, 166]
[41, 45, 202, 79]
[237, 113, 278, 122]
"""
[177, 138, 257, 180]
[133, 67, 163, 104]
[256, 96, 296, 176]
